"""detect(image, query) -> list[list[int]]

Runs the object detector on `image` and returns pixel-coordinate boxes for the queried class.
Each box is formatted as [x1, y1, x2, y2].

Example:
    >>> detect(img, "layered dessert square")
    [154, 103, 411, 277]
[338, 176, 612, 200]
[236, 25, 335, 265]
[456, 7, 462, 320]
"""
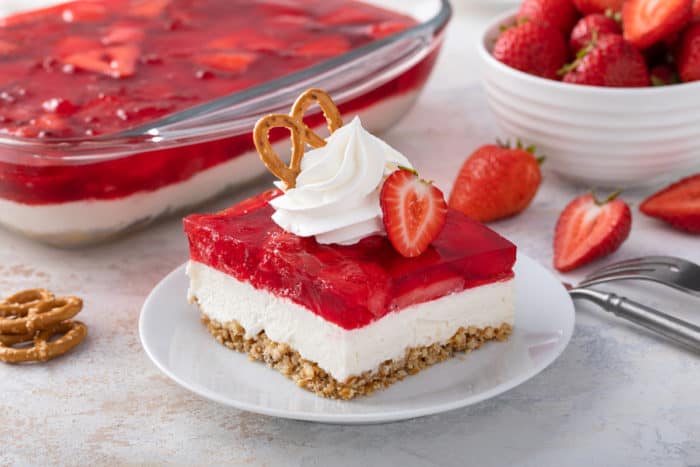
[185, 191, 516, 399]
[184, 89, 516, 399]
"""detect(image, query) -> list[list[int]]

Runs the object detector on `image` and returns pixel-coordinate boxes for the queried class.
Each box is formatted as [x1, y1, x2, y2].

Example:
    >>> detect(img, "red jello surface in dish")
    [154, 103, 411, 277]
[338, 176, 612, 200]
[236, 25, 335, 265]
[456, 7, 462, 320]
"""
[184, 190, 517, 330]
[0, 0, 431, 206]
[0, 0, 415, 138]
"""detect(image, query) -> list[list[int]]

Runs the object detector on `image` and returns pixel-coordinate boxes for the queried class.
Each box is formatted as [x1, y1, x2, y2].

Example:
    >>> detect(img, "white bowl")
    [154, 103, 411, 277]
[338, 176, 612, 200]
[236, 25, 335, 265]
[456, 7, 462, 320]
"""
[478, 10, 700, 188]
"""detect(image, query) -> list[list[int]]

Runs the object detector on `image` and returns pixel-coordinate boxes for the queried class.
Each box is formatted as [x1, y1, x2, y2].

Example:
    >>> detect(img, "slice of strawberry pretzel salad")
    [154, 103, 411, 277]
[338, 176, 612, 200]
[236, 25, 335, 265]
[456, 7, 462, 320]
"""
[184, 89, 517, 400]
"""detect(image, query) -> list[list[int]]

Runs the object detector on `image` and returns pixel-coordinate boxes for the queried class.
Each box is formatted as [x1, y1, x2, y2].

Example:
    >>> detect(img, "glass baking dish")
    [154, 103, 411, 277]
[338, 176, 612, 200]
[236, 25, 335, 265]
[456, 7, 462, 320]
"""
[0, 0, 451, 246]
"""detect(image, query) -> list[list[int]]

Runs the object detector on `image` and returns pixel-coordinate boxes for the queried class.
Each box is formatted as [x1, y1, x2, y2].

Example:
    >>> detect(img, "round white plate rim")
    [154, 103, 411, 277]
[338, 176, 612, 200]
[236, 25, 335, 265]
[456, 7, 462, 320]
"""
[140, 253, 575, 424]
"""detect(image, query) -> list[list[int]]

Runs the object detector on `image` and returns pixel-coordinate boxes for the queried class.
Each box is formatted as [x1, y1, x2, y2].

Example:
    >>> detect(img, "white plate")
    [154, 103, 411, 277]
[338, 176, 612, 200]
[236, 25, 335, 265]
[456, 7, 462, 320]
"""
[140, 254, 575, 424]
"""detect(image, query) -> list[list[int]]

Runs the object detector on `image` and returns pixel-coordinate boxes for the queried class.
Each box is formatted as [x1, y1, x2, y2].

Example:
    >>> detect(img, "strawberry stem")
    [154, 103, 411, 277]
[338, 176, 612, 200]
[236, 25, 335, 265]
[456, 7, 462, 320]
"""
[398, 165, 418, 176]
[591, 189, 622, 206]
[558, 30, 598, 76]
[536, 155, 546, 165]
[496, 138, 511, 149]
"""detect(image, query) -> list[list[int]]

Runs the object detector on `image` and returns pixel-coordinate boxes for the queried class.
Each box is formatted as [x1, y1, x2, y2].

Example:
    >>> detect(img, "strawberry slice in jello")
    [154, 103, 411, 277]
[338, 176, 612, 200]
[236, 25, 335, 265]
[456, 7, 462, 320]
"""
[102, 24, 146, 45]
[63, 44, 140, 78]
[319, 6, 376, 25]
[207, 29, 286, 53]
[0, 40, 18, 56]
[293, 36, 351, 57]
[55, 36, 103, 58]
[195, 52, 257, 73]
[129, 0, 171, 18]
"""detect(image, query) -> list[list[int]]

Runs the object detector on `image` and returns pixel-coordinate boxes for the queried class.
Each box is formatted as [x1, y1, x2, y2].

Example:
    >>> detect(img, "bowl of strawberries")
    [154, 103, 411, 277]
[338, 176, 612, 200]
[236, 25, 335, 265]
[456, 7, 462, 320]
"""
[478, 0, 700, 187]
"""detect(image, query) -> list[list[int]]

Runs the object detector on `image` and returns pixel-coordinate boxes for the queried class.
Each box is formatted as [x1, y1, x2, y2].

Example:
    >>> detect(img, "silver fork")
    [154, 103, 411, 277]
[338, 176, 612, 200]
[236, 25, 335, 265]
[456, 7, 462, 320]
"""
[579, 256, 700, 297]
[567, 256, 700, 353]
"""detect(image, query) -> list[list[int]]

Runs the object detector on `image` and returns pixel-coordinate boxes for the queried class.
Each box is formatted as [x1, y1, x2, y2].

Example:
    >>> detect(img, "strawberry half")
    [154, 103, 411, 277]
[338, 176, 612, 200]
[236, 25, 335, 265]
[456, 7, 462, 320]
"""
[380, 169, 447, 258]
[448, 141, 542, 223]
[554, 192, 632, 272]
[623, 0, 692, 50]
[640, 174, 700, 233]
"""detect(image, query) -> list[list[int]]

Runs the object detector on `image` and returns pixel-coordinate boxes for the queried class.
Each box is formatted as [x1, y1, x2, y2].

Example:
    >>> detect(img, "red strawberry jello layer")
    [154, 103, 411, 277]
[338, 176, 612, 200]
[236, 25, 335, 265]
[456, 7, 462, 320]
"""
[0, 0, 443, 244]
[184, 190, 516, 330]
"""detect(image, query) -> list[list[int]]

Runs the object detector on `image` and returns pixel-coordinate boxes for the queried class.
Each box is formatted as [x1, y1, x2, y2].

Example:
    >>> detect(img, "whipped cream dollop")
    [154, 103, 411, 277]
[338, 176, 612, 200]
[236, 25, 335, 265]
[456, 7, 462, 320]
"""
[269, 116, 412, 245]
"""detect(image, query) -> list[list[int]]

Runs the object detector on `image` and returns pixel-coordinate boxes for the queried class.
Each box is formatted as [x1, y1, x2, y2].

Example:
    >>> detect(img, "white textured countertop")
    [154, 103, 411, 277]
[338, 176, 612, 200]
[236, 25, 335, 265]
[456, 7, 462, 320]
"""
[1, 3, 699, 466]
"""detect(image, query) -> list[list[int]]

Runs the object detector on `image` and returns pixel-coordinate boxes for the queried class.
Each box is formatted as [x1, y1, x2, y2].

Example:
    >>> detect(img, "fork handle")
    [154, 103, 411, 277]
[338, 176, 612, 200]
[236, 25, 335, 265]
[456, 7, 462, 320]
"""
[570, 288, 700, 353]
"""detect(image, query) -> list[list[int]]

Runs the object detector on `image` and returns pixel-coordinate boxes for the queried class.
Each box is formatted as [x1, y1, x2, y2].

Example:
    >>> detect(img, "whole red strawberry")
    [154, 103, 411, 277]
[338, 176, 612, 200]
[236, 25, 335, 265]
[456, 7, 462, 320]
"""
[640, 174, 700, 233]
[380, 169, 447, 258]
[569, 13, 621, 52]
[448, 141, 542, 223]
[561, 34, 650, 86]
[573, 0, 623, 15]
[493, 21, 568, 80]
[554, 192, 632, 272]
[623, 0, 692, 50]
[677, 22, 700, 81]
[517, 0, 579, 34]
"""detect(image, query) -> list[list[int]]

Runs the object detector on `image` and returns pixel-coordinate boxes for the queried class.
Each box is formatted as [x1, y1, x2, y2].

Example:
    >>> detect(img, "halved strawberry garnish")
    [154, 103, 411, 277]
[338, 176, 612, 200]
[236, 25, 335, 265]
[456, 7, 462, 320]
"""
[380, 168, 448, 258]
[623, 0, 692, 49]
[554, 192, 632, 272]
[195, 52, 256, 72]
[129, 0, 170, 18]
[63, 45, 140, 78]
[640, 174, 700, 233]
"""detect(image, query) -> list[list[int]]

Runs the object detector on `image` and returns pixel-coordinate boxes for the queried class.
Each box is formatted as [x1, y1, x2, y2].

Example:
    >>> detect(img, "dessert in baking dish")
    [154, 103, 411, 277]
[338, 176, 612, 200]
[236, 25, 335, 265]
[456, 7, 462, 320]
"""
[0, 0, 446, 244]
[184, 89, 516, 399]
